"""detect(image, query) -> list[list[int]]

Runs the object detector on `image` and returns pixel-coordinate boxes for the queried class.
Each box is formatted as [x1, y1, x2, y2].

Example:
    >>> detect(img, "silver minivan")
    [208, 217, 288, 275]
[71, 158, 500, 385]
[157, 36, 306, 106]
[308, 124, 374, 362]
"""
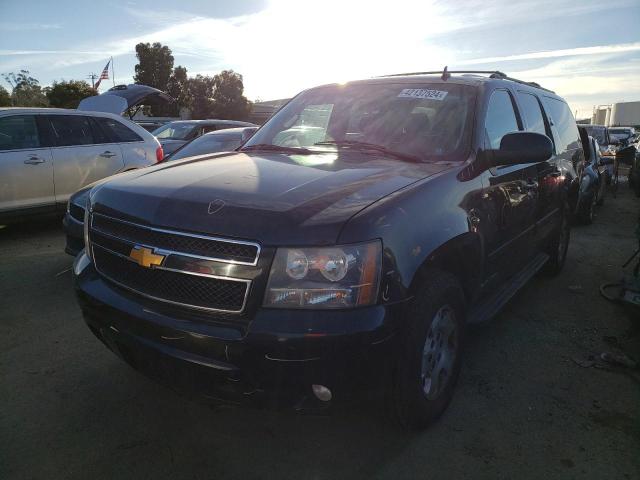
[0, 108, 162, 222]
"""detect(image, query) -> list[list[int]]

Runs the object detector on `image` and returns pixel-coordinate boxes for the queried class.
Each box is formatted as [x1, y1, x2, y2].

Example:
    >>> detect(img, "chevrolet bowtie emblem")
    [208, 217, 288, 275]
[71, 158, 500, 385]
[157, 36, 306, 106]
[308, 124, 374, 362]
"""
[129, 246, 165, 268]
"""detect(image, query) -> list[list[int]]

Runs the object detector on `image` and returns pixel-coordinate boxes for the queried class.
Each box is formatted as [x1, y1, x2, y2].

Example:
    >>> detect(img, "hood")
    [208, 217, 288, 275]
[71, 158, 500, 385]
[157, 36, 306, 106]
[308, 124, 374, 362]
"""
[78, 84, 174, 115]
[91, 152, 453, 245]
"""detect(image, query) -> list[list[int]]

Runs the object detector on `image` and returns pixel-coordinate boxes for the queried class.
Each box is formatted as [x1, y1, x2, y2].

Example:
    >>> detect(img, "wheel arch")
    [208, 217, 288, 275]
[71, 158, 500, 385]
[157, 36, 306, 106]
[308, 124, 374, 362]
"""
[408, 232, 484, 304]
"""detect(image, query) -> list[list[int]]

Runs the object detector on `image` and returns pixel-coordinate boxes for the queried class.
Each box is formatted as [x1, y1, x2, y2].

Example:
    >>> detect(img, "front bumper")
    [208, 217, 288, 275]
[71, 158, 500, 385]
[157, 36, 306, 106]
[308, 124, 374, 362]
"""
[62, 213, 84, 256]
[74, 253, 404, 408]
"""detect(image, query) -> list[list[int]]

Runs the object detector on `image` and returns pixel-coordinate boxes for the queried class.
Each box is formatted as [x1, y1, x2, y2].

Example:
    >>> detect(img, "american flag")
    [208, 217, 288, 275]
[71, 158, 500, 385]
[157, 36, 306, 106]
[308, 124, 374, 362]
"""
[94, 59, 111, 89]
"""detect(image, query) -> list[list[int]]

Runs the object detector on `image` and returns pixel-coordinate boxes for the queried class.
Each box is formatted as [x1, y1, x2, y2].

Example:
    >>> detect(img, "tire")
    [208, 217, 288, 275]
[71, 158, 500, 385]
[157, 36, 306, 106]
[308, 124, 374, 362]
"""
[543, 202, 571, 276]
[577, 193, 595, 225]
[596, 175, 606, 206]
[391, 270, 465, 430]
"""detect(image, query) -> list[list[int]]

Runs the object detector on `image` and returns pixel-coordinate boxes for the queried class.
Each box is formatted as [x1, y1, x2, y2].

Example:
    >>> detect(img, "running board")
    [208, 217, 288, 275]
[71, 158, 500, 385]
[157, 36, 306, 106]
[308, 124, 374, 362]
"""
[467, 253, 549, 324]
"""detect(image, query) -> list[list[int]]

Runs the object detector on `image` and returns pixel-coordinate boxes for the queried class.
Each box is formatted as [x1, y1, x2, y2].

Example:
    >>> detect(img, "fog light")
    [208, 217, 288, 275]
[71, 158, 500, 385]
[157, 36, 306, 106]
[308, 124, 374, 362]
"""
[312, 384, 332, 402]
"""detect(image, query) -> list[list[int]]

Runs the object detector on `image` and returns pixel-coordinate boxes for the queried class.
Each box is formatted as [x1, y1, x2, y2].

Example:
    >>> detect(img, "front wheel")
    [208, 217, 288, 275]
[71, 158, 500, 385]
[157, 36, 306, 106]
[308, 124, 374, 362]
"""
[543, 202, 571, 276]
[391, 271, 465, 430]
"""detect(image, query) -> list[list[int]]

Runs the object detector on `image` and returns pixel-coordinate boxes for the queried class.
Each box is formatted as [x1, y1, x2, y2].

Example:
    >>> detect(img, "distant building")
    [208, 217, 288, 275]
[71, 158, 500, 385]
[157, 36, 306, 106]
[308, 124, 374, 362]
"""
[591, 101, 640, 127]
[249, 98, 290, 125]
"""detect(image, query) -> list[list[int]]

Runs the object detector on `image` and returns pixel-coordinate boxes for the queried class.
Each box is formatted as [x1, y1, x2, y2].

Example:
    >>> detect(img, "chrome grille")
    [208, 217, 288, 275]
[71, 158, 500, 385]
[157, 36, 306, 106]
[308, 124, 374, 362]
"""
[92, 213, 260, 265]
[89, 213, 257, 313]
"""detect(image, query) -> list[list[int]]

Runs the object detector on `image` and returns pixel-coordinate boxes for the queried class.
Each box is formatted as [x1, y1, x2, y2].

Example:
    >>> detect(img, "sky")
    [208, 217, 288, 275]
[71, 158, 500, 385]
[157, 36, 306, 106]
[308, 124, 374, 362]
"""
[1, 0, 639, 119]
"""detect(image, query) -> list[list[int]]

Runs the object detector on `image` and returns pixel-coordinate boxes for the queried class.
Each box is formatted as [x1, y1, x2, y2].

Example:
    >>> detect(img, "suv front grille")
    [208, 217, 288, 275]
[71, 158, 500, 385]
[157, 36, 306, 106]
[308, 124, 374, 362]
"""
[92, 246, 249, 312]
[89, 213, 257, 313]
[92, 213, 259, 265]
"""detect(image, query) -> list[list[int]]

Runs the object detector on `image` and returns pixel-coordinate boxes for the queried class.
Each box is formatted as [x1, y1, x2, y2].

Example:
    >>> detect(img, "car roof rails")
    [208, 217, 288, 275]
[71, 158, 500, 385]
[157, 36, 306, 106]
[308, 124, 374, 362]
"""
[380, 67, 555, 93]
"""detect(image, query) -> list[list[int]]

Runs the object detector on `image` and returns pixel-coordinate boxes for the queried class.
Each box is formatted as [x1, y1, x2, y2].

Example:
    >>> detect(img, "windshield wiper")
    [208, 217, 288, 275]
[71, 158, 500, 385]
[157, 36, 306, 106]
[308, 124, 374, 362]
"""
[241, 144, 312, 154]
[314, 140, 422, 163]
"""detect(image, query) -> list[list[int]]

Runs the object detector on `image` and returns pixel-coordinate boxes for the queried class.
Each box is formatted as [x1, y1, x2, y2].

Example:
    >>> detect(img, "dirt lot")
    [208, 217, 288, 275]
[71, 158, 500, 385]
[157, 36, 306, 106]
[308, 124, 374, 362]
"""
[1, 187, 638, 480]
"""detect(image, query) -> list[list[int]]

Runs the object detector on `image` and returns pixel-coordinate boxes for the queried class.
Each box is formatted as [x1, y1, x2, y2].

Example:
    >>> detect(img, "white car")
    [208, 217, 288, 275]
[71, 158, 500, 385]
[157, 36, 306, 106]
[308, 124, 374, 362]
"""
[0, 107, 162, 223]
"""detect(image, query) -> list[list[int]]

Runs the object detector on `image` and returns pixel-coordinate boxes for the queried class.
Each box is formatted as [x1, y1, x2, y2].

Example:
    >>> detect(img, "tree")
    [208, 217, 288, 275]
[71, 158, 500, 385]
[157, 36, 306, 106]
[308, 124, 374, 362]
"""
[166, 65, 191, 116]
[0, 85, 10, 107]
[133, 42, 175, 116]
[188, 74, 216, 119]
[45, 80, 97, 109]
[2, 70, 48, 107]
[134, 42, 174, 90]
[211, 70, 251, 121]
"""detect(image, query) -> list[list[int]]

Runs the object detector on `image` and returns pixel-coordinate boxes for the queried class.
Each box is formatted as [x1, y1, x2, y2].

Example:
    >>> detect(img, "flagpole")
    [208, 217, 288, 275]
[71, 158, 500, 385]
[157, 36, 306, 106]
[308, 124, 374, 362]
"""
[111, 56, 115, 87]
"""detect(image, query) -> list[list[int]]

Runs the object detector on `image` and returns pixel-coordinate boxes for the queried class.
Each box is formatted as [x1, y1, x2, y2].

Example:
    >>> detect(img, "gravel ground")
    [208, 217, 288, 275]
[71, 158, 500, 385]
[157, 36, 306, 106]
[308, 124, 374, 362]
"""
[1, 186, 638, 480]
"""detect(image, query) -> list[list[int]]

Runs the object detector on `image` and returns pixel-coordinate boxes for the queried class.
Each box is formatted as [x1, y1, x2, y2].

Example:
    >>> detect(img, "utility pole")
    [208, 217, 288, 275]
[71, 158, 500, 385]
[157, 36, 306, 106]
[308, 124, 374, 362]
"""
[87, 73, 98, 89]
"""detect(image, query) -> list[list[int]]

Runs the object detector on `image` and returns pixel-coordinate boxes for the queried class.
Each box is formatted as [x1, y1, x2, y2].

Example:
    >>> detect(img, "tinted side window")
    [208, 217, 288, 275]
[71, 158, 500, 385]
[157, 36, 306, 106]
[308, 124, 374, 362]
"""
[87, 117, 112, 144]
[50, 115, 94, 146]
[95, 117, 143, 143]
[518, 93, 547, 136]
[484, 90, 520, 149]
[0, 115, 41, 150]
[542, 97, 580, 153]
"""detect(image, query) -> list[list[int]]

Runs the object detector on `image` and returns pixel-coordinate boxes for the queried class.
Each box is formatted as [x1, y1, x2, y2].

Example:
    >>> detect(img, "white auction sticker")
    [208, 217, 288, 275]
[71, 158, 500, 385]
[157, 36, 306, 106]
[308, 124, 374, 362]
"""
[398, 88, 448, 100]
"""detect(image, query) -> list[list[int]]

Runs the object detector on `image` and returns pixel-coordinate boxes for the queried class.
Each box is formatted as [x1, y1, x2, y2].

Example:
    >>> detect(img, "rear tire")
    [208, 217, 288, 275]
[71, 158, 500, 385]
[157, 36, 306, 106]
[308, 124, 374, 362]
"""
[391, 270, 465, 430]
[543, 202, 571, 276]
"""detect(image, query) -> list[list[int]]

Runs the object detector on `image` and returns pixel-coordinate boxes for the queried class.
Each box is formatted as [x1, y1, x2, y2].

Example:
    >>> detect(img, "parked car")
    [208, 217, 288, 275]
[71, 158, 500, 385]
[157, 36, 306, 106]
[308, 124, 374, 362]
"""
[608, 127, 635, 146]
[135, 120, 168, 132]
[78, 84, 174, 117]
[582, 124, 617, 178]
[163, 127, 258, 161]
[64, 127, 259, 255]
[152, 120, 257, 156]
[576, 127, 606, 223]
[74, 70, 580, 429]
[0, 108, 162, 224]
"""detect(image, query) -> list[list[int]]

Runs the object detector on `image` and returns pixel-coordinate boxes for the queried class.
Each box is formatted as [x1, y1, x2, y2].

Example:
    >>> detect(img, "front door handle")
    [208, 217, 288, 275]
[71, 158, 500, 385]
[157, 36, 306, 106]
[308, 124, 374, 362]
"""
[24, 156, 45, 165]
[100, 151, 116, 158]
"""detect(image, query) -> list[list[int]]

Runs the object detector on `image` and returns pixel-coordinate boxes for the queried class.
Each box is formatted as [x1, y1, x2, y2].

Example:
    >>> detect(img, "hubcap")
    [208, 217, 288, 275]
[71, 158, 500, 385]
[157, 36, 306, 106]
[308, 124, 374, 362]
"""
[421, 305, 458, 400]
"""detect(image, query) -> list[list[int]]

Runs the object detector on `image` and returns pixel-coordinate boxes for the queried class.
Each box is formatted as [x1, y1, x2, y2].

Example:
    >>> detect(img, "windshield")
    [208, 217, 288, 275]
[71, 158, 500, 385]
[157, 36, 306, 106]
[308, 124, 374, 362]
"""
[167, 134, 241, 161]
[243, 82, 476, 162]
[152, 123, 198, 140]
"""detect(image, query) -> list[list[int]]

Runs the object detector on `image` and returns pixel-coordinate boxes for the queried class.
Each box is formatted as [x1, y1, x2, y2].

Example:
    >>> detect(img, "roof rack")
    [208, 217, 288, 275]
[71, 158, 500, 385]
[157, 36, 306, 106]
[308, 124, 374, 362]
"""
[380, 68, 555, 93]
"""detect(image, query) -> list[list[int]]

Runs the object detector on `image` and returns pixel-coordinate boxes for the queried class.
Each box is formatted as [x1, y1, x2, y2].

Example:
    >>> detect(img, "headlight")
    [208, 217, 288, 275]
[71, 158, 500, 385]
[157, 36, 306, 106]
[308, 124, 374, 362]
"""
[264, 241, 381, 309]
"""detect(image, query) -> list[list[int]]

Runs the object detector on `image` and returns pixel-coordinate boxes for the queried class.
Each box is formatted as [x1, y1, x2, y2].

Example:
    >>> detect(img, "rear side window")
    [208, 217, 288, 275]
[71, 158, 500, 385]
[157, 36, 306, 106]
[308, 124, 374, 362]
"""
[484, 90, 520, 149]
[542, 97, 580, 153]
[95, 117, 143, 143]
[517, 93, 547, 136]
[49, 115, 94, 146]
[0, 115, 40, 150]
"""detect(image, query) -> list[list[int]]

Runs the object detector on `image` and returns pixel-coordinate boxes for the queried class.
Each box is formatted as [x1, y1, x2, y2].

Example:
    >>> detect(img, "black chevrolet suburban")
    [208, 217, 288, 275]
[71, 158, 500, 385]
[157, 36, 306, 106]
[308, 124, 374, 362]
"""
[73, 71, 582, 429]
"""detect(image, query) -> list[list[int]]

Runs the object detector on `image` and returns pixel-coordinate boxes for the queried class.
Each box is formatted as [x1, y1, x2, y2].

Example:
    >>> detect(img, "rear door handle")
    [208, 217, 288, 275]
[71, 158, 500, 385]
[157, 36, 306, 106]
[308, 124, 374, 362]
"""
[100, 151, 116, 158]
[24, 156, 45, 165]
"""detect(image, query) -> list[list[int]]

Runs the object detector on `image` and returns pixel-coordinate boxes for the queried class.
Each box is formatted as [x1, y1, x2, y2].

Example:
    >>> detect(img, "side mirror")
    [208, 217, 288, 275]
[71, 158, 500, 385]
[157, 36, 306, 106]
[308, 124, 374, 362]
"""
[241, 128, 257, 144]
[490, 132, 553, 166]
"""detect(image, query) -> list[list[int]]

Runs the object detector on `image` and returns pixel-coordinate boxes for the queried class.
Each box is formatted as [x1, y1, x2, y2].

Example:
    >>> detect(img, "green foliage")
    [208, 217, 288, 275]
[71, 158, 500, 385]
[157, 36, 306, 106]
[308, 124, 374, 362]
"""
[166, 65, 191, 116]
[2, 70, 48, 107]
[0, 85, 11, 107]
[188, 74, 216, 119]
[211, 70, 251, 121]
[134, 42, 174, 87]
[131, 43, 251, 121]
[45, 80, 97, 109]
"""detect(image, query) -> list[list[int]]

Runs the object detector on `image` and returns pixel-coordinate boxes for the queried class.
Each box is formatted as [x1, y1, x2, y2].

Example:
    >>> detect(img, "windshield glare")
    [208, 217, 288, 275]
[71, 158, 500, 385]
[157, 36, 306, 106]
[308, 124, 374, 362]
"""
[169, 136, 241, 161]
[152, 123, 197, 140]
[243, 83, 476, 161]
